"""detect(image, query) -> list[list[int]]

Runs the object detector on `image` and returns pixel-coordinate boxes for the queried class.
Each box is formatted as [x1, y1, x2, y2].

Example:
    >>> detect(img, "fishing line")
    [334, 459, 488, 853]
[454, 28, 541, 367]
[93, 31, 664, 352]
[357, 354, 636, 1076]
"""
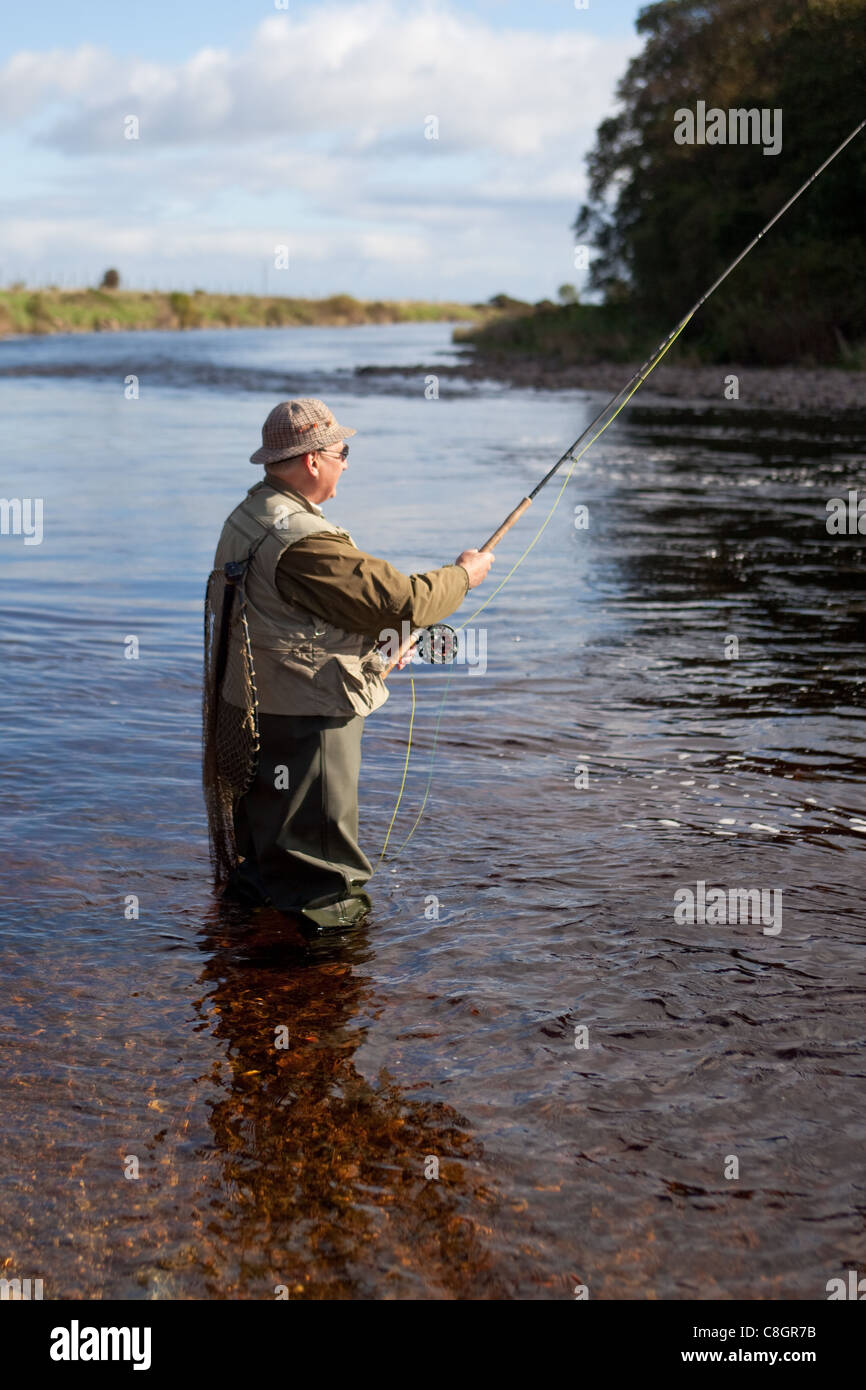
[376, 312, 694, 866]
[376, 663, 417, 861]
[375, 117, 866, 867]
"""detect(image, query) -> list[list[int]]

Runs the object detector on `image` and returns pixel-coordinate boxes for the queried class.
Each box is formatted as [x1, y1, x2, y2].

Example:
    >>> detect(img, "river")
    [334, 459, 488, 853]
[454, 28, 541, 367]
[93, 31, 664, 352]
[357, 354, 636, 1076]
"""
[1, 322, 864, 1298]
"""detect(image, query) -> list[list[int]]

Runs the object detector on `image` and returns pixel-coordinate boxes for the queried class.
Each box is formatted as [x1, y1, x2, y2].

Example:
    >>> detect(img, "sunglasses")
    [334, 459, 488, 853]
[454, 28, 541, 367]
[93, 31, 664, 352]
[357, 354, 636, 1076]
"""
[317, 444, 350, 461]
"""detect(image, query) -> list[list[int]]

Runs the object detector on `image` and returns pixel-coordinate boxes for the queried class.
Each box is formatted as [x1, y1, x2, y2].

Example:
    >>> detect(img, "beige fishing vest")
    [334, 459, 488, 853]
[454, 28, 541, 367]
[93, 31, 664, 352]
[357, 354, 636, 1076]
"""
[214, 480, 389, 718]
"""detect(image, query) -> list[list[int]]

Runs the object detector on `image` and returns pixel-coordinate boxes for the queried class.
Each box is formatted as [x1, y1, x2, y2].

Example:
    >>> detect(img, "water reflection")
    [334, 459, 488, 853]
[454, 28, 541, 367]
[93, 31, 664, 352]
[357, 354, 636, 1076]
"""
[189, 900, 525, 1299]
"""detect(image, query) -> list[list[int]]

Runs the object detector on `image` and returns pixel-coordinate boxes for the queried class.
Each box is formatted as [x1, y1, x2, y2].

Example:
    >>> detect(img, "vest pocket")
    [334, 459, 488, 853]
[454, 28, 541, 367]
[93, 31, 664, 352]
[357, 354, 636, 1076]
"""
[316, 653, 382, 716]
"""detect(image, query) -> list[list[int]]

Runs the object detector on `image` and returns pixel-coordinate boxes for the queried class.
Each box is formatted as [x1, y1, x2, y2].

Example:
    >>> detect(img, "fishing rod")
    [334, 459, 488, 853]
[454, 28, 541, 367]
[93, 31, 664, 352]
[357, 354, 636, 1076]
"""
[383, 116, 866, 678]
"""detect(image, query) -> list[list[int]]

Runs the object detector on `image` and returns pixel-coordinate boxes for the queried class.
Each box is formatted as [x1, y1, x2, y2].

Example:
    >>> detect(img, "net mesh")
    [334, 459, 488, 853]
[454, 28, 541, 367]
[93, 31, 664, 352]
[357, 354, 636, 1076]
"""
[202, 560, 260, 885]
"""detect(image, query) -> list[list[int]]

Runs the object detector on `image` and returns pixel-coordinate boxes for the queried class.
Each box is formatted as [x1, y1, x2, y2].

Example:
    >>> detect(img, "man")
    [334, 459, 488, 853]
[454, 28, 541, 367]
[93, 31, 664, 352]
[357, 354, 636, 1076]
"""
[209, 398, 494, 932]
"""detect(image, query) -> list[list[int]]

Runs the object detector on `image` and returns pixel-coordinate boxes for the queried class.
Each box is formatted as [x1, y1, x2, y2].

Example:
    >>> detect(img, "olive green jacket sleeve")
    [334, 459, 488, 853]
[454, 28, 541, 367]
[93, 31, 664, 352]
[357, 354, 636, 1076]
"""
[275, 534, 470, 637]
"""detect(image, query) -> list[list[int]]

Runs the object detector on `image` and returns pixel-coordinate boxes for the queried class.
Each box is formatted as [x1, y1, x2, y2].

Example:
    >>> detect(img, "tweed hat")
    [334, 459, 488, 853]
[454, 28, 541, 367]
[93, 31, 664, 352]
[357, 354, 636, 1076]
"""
[250, 398, 356, 466]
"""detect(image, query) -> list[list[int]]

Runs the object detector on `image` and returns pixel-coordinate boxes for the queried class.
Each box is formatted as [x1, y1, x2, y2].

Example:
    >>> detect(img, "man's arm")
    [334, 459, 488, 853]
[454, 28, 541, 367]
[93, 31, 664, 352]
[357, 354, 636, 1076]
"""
[275, 533, 470, 636]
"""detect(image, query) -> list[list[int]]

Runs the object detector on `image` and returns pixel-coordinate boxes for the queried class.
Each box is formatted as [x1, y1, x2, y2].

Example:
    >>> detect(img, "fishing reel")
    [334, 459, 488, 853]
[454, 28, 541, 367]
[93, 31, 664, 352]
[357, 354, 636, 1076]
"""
[415, 623, 458, 664]
[377, 623, 458, 672]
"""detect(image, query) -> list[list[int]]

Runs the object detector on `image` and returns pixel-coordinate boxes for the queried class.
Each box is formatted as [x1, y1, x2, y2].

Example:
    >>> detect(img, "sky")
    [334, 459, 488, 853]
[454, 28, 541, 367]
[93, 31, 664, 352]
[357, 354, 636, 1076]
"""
[0, 0, 647, 301]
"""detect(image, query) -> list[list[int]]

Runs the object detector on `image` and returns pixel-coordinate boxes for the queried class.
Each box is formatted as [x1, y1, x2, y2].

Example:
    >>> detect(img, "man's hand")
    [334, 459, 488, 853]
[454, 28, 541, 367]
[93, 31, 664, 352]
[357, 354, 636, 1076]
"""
[456, 548, 495, 589]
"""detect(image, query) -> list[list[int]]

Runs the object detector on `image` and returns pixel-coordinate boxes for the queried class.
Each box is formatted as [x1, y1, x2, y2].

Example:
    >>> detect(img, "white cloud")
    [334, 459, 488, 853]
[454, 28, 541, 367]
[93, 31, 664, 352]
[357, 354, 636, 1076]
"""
[2, 2, 634, 157]
[0, 1, 640, 297]
[0, 216, 429, 269]
[0, 44, 113, 120]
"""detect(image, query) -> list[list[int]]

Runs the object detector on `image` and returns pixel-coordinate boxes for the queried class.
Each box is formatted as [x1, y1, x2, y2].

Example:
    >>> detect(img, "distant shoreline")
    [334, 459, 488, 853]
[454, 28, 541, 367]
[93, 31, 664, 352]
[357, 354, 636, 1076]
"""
[0, 287, 488, 338]
[2, 288, 863, 410]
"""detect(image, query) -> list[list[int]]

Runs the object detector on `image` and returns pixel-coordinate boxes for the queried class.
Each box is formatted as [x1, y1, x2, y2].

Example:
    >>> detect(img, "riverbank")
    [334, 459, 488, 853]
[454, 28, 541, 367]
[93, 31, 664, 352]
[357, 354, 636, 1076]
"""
[356, 357, 866, 412]
[0, 287, 487, 337]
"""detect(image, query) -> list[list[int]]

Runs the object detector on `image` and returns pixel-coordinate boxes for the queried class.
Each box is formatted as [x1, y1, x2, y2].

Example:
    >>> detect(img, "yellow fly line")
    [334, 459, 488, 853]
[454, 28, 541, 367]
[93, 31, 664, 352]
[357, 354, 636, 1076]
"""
[375, 313, 695, 866]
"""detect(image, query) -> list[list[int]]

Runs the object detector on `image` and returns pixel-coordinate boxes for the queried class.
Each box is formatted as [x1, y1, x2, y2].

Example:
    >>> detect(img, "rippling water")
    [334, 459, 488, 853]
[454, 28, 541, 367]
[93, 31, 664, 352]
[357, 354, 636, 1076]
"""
[1, 324, 864, 1299]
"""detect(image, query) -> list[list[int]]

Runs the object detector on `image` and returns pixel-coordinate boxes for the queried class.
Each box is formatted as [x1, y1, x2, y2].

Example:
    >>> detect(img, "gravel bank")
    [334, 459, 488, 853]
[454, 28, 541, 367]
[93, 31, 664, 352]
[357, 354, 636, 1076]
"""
[356, 357, 866, 412]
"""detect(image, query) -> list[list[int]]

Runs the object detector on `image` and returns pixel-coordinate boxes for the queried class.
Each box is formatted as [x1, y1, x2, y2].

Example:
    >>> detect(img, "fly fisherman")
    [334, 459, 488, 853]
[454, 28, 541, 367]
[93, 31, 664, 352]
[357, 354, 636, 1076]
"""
[204, 398, 494, 932]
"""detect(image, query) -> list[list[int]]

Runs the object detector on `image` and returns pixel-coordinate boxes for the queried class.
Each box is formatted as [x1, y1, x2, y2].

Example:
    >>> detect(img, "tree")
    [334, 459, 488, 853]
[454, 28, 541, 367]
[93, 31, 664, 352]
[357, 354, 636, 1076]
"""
[557, 283, 579, 305]
[574, 0, 866, 362]
[100, 268, 120, 290]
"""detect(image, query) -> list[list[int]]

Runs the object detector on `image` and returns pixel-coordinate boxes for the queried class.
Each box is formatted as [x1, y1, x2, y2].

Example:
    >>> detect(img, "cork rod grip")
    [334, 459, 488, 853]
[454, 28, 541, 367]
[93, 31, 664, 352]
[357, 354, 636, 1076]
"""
[480, 496, 533, 552]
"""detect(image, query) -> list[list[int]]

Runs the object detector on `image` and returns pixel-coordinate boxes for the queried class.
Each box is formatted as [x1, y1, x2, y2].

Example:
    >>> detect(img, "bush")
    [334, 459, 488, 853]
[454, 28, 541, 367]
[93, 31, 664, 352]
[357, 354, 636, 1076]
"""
[487, 292, 531, 312]
[168, 291, 195, 328]
[25, 293, 53, 332]
[320, 293, 365, 323]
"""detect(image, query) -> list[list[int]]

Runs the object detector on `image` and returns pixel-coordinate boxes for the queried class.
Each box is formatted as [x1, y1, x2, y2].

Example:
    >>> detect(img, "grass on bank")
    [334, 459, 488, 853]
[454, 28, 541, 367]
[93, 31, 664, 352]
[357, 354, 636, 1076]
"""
[455, 298, 866, 370]
[0, 287, 493, 337]
[5, 285, 861, 368]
